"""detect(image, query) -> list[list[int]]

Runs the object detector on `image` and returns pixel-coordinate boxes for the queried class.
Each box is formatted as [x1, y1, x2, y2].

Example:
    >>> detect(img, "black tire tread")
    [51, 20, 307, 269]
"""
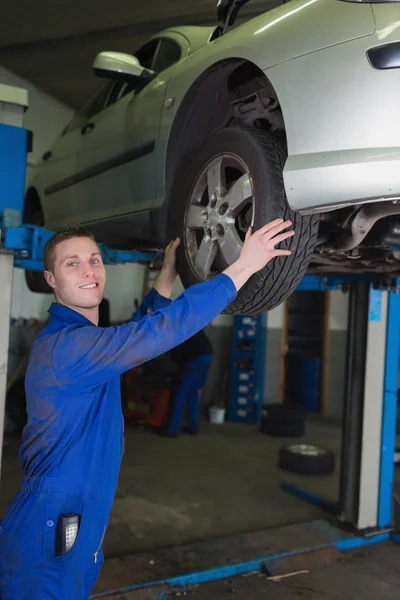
[168, 125, 319, 315]
[223, 127, 319, 315]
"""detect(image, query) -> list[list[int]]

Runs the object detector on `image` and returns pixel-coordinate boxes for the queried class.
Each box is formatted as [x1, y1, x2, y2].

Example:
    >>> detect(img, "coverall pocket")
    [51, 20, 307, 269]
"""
[42, 497, 105, 567]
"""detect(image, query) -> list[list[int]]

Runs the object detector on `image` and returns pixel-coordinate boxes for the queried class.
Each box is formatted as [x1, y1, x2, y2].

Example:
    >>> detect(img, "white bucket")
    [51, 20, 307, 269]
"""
[209, 407, 226, 425]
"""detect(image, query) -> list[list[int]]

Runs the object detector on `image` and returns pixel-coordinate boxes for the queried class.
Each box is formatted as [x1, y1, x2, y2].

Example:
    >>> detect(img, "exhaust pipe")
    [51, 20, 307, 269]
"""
[333, 201, 400, 252]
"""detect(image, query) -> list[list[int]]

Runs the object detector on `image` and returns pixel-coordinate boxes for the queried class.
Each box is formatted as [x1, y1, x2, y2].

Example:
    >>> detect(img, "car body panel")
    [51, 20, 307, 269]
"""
[32, 128, 80, 223]
[155, 0, 377, 210]
[267, 30, 400, 212]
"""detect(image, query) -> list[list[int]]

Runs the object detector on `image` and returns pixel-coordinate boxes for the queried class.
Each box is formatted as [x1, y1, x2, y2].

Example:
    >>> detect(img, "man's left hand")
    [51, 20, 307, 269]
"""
[154, 238, 180, 299]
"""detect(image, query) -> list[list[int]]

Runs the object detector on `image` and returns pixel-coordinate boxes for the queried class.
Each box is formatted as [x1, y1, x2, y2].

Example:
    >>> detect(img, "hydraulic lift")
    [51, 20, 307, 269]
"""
[283, 275, 400, 533]
[1, 85, 400, 597]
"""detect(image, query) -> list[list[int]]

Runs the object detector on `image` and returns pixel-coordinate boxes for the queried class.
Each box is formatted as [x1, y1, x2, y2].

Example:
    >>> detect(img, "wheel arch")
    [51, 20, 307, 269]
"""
[23, 186, 44, 224]
[165, 58, 287, 196]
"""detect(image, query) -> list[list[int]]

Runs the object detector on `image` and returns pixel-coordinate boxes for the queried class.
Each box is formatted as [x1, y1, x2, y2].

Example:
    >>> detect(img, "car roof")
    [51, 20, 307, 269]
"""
[155, 25, 222, 55]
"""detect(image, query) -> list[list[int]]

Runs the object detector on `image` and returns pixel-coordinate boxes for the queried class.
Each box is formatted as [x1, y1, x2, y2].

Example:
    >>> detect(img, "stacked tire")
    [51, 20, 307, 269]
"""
[259, 404, 305, 438]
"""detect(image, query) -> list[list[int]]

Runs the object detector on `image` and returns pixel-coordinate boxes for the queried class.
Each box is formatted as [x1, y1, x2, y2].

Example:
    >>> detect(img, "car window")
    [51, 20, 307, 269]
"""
[106, 82, 125, 107]
[152, 39, 181, 73]
[63, 82, 114, 134]
[135, 39, 159, 70]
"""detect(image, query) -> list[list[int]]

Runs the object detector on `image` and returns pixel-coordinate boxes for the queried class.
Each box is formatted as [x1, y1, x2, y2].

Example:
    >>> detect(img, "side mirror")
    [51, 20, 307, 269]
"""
[93, 52, 154, 82]
[217, 0, 252, 33]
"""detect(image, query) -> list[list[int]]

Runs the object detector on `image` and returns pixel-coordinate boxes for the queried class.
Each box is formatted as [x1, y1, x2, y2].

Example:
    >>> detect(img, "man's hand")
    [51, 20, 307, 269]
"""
[154, 238, 181, 299]
[223, 219, 294, 291]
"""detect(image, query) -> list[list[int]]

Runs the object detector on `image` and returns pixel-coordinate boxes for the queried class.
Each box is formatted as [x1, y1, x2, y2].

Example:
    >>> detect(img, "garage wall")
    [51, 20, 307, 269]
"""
[0, 66, 74, 185]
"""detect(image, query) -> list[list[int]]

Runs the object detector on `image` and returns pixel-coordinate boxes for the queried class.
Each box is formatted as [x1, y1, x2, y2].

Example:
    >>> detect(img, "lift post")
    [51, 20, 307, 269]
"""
[0, 85, 29, 476]
[282, 276, 400, 534]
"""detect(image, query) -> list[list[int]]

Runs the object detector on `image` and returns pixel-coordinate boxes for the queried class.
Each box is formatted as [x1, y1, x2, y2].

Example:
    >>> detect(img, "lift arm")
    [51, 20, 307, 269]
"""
[1, 223, 159, 272]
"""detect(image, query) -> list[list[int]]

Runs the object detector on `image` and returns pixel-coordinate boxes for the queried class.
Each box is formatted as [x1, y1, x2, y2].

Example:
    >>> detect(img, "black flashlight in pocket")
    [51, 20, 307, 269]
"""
[56, 514, 80, 556]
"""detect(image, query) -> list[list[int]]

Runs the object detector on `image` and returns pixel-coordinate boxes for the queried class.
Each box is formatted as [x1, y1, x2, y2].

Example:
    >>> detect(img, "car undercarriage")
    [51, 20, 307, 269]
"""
[310, 204, 400, 275]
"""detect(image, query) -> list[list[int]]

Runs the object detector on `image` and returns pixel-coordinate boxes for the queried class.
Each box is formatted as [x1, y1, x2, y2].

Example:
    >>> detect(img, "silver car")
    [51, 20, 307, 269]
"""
[26, 0, 400, 314]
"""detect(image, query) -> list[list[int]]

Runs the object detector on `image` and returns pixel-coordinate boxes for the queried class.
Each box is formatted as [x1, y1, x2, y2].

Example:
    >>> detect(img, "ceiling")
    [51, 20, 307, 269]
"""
[0, 0, 279, 109]
[0, 0, 281, 108]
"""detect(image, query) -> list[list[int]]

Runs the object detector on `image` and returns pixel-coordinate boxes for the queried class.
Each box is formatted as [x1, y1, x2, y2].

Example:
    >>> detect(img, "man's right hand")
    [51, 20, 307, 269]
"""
[223, 218, 295, 292]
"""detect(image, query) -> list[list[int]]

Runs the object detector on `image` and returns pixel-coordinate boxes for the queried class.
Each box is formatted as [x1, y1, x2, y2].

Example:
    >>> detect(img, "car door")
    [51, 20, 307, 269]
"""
[38, 83, 114, 229]
[124, 34, 188, 211]
[34, 118, 83, 229]
[70, 35, 187, 231]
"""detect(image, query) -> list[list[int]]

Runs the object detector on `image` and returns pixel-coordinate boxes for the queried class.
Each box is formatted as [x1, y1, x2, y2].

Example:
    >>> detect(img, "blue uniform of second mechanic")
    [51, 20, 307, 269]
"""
[0, 217, 294, 599]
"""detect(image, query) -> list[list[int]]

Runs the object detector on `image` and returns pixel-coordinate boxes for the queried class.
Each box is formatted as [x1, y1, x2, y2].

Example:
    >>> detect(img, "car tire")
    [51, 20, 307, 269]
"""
[23, 206, 52, 294]
[260, 418, 305, 438]
[168, 126, 319, 315]
[279, 444, 335, 475]
[262, 403, 305, 424]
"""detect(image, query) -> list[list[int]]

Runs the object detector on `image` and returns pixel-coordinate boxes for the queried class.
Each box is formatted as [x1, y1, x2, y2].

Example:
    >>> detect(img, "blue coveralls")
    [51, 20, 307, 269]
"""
[167, 330, 213, 436]
[0, 274, 236, 599]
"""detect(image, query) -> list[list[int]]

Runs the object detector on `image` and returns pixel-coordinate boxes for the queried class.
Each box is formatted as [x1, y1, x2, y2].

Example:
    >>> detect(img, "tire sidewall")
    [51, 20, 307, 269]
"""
[279, 445, 335, 475]
[168, 126, 291, 290]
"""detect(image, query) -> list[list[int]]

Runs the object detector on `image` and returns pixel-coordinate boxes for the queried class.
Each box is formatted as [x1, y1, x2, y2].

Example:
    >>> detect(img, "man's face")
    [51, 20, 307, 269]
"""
[44, 237, 106, 313]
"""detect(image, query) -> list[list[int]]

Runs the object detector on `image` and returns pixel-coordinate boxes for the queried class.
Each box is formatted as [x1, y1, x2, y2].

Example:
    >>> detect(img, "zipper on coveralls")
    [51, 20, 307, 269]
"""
[94, 526, 106, 563]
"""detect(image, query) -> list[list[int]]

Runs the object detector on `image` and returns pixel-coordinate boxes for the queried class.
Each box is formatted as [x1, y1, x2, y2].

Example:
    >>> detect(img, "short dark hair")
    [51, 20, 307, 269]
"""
[43, 223, 99, 272]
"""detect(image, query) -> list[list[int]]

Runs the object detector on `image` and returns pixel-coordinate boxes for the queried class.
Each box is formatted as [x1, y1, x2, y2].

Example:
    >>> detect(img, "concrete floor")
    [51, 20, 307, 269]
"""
[160, 543, 400, 600]
[91, 528, 400, 598]
[1, 416, 341, 558]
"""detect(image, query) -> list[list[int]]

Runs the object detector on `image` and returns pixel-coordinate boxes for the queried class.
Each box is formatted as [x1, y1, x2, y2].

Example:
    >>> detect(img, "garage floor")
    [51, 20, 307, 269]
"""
[95, 542, 400, 600]
[3, 416, 400, 598]
[156, 543, 400, 600]
[1, 415, 341, 557]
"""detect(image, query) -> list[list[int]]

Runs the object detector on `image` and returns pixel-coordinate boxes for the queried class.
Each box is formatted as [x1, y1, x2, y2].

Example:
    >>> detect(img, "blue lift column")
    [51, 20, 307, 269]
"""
[339, 281, 400, 530]
[283, 275, 400, 533]
[0, 84, 29, 473]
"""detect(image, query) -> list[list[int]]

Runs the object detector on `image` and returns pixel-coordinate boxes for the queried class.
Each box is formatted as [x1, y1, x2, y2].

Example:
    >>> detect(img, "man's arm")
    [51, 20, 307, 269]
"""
[51, 273, 236, 389]
[131, 288, 172, 323]
[131, 239, 179, 322]
[51, 219, 294, 390]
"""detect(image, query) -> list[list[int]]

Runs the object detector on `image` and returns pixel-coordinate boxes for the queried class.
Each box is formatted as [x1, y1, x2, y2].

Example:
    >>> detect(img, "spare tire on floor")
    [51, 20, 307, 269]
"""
[279, 444, 335, 475]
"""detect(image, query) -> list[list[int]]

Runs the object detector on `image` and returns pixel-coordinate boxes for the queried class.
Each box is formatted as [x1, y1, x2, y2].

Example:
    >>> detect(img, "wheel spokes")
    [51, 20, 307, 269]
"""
[186, 204, 206, 229]
[195, 235, 218, 279]
[225, 173, 252, 217]
[206, 158, 225, 204]
[219, 225, 243, 266]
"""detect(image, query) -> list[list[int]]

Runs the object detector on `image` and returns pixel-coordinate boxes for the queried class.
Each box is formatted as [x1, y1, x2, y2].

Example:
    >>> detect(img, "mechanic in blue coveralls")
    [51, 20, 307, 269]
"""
[0, 217, 294, 599]
[166, 328, 213, 436]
